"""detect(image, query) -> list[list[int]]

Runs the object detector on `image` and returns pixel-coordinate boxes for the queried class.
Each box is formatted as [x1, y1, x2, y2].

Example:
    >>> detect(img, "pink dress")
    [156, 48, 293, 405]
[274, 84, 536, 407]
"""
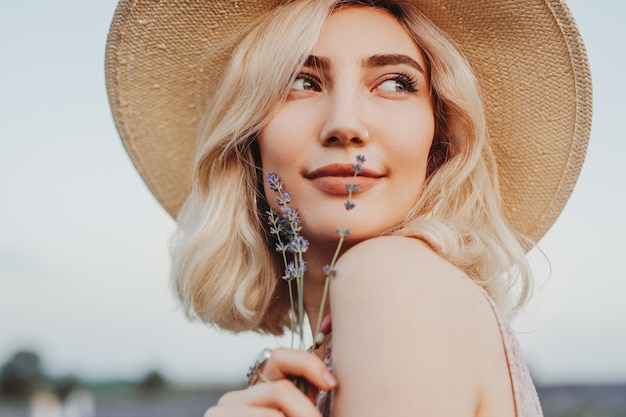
[315, 290, 543, 417]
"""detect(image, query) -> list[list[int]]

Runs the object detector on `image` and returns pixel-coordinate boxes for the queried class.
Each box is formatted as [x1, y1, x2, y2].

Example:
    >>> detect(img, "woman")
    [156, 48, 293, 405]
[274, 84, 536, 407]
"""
[105, 0, 591, 416]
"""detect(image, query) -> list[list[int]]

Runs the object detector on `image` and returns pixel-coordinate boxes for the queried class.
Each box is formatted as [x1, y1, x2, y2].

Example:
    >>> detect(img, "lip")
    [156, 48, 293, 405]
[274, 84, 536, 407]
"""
[305, 163, 383, 195]
[305, 163, 383, 178]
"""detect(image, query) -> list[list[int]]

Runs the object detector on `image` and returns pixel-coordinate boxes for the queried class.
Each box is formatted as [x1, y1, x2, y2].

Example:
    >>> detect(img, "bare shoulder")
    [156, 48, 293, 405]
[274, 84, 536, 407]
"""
[334, 235, 482, 306]
[330, 236, 512, 416]
[332, 235, 496, 345]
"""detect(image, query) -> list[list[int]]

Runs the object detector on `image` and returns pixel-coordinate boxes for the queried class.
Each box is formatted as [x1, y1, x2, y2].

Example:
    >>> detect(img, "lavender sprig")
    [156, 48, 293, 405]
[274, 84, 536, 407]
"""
[266, 174, 309, 349]
[314, 155, 365, 340]
[344, 156, 364, 210]
[265, 155, 366, 350]
[266, 207, 297, 347]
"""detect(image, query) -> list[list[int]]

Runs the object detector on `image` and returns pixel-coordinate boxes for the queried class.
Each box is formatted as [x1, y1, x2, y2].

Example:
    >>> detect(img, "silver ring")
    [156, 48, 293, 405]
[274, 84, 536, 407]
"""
[246, 348, 272, 385]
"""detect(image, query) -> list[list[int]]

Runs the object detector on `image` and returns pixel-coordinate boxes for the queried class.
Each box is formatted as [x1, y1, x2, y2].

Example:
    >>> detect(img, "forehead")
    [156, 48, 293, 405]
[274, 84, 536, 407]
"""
[312, 6, 424, 67]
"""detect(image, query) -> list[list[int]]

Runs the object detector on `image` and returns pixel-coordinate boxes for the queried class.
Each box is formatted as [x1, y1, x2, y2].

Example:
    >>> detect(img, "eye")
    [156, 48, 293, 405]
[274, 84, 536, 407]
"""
[291, 74, 320, 91]
[377, 74, 419, 93]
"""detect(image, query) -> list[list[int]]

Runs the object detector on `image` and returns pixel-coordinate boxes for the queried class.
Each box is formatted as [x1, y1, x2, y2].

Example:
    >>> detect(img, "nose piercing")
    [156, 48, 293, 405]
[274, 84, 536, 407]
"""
[362, 128, 369, 139]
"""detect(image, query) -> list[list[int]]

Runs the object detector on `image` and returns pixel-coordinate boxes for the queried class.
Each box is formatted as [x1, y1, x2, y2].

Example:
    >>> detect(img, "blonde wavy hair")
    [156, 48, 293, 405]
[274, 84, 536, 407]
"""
[170, 0, 532, 335]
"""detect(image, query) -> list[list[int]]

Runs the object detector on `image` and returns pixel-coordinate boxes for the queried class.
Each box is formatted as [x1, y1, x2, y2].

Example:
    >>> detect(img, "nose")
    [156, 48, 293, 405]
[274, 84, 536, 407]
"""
[319, 91, 369, 147]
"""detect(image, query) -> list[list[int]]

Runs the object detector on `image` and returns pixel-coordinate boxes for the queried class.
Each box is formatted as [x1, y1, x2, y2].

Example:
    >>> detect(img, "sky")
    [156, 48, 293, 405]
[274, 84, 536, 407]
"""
[0, 0, 624, 386]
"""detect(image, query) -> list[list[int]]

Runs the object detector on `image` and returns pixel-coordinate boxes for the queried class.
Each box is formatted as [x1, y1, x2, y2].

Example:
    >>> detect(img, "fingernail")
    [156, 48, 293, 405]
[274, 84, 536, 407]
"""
[323, 371, 337, 388]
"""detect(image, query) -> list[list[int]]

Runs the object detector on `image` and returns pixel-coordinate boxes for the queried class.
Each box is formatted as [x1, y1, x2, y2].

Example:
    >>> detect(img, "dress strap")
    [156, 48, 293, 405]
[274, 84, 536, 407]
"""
[477, 287, 544, 417]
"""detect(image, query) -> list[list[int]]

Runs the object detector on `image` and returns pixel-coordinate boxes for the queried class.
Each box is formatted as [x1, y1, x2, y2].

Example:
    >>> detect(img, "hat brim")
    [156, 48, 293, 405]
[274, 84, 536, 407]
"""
[105, 0, 591, 243]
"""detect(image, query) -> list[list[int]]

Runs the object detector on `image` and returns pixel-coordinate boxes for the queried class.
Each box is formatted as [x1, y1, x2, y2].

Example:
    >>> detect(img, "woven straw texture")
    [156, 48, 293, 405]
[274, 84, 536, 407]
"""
[105, 0, 591, 243]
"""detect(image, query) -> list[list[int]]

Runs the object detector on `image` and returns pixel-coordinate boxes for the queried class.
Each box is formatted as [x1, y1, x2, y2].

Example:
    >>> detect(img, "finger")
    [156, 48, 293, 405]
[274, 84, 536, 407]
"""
[261, 348, 337, 391]
[218, 380, 322, 417]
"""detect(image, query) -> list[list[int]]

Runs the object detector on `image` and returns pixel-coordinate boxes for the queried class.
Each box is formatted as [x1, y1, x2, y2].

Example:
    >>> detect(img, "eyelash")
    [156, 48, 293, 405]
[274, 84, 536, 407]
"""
[291, 72, 419, 93]
[293, 73, 322, 91]
[381, 72, 419, 93]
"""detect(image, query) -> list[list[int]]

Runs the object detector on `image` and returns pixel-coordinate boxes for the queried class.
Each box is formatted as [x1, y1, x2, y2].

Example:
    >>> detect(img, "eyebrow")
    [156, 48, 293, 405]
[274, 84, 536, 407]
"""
[303, 53, 425, 74]
[364, 54, 425, 74]
[303, 55, 330, 71]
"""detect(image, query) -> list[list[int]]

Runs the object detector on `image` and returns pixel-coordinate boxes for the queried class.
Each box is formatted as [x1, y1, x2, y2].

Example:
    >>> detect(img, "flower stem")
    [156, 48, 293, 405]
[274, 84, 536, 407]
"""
[297, 252, 306, 349]
[287, 279, 295, 348]
[314, 233, 345, 337]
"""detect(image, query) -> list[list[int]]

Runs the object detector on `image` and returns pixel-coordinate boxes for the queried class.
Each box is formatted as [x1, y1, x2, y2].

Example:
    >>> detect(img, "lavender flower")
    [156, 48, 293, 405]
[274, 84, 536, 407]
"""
[322, 265, 336, 278]
[275, 241, 288, 253]
[276, 190, 291, 205]
[288, 236, 309, 253]
[281, 206, 302, 235]
[266, 172, 282, 192]
[351, 154, 366, 173]
[283, 261, 297, 281]
[343, 156, 365, 212]
[336, 228, 352, 238]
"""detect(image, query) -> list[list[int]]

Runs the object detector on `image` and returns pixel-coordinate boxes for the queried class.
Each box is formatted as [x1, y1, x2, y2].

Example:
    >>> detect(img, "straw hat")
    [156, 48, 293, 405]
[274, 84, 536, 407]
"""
[105, 0, 591, 243]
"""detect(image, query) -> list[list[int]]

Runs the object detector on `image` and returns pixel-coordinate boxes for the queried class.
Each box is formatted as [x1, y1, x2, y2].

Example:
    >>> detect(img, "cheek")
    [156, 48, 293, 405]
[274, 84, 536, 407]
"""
[393, 113, 435, 169]
[389, 114, 435, 205]
[258, 118, 291, 173]
[258, 104, 311, 167]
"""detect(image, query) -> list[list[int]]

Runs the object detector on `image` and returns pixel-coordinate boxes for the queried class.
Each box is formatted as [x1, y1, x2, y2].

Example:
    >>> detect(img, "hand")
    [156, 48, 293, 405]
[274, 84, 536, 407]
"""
[204, 347, 337, 417]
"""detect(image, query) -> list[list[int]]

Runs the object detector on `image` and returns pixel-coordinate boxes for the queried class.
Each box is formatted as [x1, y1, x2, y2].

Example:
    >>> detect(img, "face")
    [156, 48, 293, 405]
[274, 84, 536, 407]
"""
[258, 6, 435, 247]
